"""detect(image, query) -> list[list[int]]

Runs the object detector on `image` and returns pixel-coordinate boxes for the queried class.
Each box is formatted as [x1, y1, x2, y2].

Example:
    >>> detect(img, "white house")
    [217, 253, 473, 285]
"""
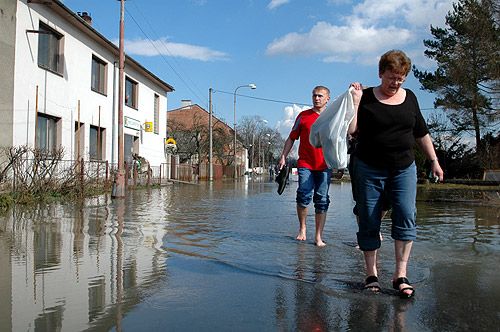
[0, 0, 174, 167]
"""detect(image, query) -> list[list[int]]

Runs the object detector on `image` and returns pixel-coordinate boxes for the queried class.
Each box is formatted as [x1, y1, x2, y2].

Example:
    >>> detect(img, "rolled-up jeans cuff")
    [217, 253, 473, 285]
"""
[357, 231, 381, 251]
[391, 226, 416, 241]
[297, 203, 308, 209]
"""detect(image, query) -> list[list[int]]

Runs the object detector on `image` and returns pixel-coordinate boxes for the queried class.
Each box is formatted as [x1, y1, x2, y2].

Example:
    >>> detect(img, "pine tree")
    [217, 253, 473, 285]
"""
[413, 0, 500, 158]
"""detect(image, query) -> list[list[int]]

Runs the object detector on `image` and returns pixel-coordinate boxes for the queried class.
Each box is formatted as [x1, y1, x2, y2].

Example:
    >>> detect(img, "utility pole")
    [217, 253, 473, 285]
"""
[208, 88, 213, 181]
[112, 0, 126, 198]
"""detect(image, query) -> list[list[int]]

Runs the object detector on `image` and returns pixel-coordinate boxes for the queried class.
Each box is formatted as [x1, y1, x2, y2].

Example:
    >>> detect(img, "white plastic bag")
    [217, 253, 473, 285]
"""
[309, 87, 355, 169]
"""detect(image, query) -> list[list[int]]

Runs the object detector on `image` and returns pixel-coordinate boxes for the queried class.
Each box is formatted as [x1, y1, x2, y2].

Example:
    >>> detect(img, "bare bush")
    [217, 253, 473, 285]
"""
[0, 146, 109, 201]
[0, 146, 28, 184]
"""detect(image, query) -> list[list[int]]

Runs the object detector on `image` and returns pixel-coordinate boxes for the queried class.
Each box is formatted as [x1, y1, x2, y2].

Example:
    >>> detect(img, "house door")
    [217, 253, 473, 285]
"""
[124, 134, 139, 165]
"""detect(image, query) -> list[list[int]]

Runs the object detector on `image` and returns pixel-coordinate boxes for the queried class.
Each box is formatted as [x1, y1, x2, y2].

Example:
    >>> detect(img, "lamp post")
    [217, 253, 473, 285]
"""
[250, 135, 254, 170]
[264, 133, 271, 173]
[233, 83, 256, 179]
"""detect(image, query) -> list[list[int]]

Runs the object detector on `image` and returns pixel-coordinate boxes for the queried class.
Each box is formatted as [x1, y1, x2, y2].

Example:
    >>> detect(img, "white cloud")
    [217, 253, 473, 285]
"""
[276, 104, 309, 138]
[275, 104, 308, 159]
[265, 0, 454, 64]
[351, 0, 453, 27]
[123, 38, 229, 61]
[266, 21, 412, 61]
[268, 0, 290, 10]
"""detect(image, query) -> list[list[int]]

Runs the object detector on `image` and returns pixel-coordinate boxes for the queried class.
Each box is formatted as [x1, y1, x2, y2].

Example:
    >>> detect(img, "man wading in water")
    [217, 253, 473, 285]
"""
[278, 86, 332, 247]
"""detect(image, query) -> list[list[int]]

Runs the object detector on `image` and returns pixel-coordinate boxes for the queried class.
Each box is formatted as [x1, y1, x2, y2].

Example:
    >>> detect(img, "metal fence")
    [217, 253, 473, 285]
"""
[2, 156, 254, 193]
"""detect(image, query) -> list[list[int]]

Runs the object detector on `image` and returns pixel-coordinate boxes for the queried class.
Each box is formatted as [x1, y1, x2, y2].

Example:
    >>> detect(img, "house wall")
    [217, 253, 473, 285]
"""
[122, 67, 168, 166]
[9, 0, 169, 166]
[0, 0, 17, 148]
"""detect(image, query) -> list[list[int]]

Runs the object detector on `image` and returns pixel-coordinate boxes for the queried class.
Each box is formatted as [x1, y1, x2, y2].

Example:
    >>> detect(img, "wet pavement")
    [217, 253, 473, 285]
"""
[0, 178, 499, 331]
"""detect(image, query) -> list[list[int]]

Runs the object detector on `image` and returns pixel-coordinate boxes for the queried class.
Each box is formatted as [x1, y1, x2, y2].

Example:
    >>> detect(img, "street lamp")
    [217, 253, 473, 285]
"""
[233, 83, 256, 179]
[264, 133, 271, 172]
[255, 118, 267, 176]
[258, 132, 271, 174]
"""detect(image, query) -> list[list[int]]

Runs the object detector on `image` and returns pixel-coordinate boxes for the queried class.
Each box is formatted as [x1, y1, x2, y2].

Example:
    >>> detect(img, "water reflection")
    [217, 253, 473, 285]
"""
[0, 190, 169, 332]
[417, 202, 500, 253]
[293, 245, 331, 331]
[0, 181, 498, 331]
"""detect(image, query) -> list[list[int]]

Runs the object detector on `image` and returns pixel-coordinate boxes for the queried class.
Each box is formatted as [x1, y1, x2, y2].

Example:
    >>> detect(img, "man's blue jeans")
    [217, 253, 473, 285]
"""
[296, 167, 331, 214]
[353, 158, 417, 251]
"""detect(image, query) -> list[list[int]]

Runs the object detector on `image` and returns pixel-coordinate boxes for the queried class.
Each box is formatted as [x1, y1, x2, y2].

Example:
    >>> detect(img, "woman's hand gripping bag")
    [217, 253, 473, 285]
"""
[309, 88, 355, 170]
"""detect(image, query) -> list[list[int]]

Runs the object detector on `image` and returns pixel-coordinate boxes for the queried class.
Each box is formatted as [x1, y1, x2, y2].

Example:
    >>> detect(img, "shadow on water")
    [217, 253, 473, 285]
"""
[0, 179, 498, 331]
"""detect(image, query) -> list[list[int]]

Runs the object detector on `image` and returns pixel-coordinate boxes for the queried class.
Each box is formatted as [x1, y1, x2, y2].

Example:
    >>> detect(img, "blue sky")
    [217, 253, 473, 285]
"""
[62, 0, 454, 136]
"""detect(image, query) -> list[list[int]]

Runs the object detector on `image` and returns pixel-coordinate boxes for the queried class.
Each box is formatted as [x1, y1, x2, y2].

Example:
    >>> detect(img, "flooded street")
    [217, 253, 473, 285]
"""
[0, 179, 499, 331]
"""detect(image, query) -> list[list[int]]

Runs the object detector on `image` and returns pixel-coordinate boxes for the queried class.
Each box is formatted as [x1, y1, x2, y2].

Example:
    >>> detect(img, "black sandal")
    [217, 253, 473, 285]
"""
[364, 275, 381, 292]
[392, 277, 415, 299]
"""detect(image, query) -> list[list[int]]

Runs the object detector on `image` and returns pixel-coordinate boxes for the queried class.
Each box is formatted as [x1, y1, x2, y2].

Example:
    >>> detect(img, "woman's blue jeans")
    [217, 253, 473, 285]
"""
[296, 167, 331, 214]
[353, 158, 417, 251]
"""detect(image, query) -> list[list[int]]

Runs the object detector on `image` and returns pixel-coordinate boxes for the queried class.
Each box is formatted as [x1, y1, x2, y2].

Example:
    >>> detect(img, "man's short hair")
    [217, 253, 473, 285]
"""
[313, 85, 330, 96]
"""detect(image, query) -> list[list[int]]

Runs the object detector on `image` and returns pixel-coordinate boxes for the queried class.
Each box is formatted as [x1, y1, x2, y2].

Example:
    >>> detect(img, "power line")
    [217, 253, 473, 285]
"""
[124, 6, 443, 114]
[213, 89, 311, 107]
[124, 6, 207, 108]
[128, 3, 208, 107]
[120, 7, 313, 111]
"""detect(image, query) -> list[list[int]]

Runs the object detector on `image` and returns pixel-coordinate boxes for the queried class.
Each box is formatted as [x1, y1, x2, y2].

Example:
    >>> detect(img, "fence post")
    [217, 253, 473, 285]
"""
[96, 160, 100, 185]
[125, 161, 128, 187]
[133, 163, 138, 186]
[80, 158, 84, 196]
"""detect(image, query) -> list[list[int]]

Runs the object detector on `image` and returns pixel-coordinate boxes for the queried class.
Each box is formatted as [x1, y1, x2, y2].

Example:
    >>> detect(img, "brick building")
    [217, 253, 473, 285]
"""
[167, 101, 247, 179]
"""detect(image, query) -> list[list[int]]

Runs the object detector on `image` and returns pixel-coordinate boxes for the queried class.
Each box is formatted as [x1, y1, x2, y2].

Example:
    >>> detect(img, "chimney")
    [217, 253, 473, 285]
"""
[77, 12, 92, 25]
[181, 100, 192, 108]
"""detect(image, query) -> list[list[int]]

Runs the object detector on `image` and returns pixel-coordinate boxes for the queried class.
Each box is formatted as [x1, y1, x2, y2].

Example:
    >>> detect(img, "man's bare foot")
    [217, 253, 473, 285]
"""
[315, 239, 326, 247]
[296, 230, 306, 241]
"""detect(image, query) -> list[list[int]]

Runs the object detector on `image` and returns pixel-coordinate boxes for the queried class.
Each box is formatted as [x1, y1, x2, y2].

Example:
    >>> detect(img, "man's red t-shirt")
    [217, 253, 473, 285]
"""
[289, 109, 327, 171]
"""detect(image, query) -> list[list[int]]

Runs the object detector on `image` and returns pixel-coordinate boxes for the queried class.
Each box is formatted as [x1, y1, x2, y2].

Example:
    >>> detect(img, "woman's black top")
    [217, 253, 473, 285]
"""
[355, 87, 429, 170]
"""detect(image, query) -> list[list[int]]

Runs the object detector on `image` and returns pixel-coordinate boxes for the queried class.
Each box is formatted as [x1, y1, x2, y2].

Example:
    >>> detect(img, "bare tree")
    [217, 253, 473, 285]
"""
[237, 116, 284, 170]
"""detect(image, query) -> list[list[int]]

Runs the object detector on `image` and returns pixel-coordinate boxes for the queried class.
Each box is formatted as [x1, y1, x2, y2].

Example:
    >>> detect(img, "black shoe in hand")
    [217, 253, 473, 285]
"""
[275, 165, 290, 195]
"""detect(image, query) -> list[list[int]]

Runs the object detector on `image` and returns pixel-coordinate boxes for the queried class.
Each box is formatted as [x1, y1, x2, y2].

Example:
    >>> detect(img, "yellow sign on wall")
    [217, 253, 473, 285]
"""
[144, 122, 153, 132]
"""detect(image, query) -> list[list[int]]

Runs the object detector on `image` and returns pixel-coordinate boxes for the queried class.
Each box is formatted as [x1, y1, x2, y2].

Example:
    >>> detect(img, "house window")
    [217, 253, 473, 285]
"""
[38, 22, 63, 75]
[36, 113, 59, 152]
[125, 77, 138, 108]
[89, 125, 105, 160]
[91, 55, 107, 95]
[154, 94, 160, 134]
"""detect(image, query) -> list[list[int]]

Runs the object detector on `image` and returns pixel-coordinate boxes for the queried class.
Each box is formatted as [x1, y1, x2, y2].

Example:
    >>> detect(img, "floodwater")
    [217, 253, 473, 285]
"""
[0, 179, 499, 332]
